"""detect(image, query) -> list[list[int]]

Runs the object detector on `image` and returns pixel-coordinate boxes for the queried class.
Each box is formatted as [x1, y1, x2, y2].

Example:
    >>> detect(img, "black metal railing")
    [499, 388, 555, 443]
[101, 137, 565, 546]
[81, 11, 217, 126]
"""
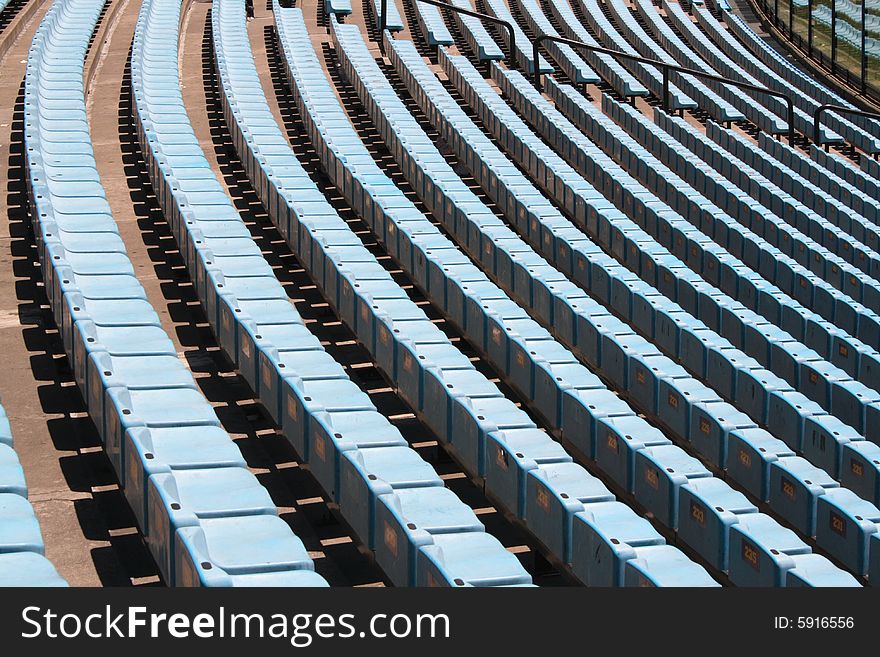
[813, 104, 880, 148]
[532, 34, 797, 144]
[378, 0, 515, 63]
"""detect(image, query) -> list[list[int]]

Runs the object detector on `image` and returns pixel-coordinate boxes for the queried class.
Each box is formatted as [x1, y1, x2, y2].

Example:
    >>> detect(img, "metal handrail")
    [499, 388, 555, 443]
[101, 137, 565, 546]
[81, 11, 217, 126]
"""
[378, 0, 516, 64]
[532, 34, 797, 144]
[813, 104, 880, 147]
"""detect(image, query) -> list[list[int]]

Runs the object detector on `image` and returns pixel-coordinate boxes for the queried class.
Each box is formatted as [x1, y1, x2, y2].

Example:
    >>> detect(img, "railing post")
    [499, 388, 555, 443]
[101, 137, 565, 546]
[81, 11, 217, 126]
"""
[379, 0, 386, 51]
[813, 104, 823, 146]
[533, 35, 542, 91]
[662, 65, 669, 113]
[503, 21, 515, 69]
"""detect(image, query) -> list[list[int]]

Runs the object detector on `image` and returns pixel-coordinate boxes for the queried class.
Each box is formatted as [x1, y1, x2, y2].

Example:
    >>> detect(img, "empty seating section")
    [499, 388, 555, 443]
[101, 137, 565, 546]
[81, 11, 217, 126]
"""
[482, 0, 553, 74]
[655, 112, 880, 313]
[510, 0, 598, 84]
[813, 147, 880, 201]
[23, 0, 326, 588]
[631, 0, 786, 134]
[693, 4, 879, 150]
[721, 10, 880, 140]
[386, 28, 863, 581]
[432, 48, 874, 580]
[708, 126, 880, 274]
[574, 0, 695, 109]
[602, 0, 742, 124]
[599, 95, 880, 346]
[412, 0, 454, 46]
[275, 5, 720, 586]
[659, 0, 832, 142]
[759, 136, 880, 239]
[11, 0, 880, 589]
[213, 0, 532, 587]
[545, 0, 648, 98]
[545, 89, 880, 446]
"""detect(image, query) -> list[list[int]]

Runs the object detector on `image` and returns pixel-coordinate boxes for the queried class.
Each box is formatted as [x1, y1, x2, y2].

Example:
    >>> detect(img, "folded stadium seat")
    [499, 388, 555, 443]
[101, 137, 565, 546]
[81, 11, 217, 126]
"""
[623, 545, 721, 586]
[726, 427, 795, 502]
[570, 501, 665, 586]
[677, 478, 758, 571]
[840, 440, 880, 506]
[524, 462, 615, 563]
[815, 488, 880, 576]
[633, 444, 711, 528]
[768, 456, 839, 536]
[727, 513, 811, 586]
[0, 553, 68, 587]
[785, 553, 861, 586]
[417, 533, 534, 587]
[375, 487, 484, 586]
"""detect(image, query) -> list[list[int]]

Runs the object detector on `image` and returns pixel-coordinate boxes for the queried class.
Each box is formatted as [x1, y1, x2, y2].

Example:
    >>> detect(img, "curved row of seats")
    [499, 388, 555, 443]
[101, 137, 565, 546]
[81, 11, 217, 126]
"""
[412, 0, 453, 46]
[574, 0, 695, 109]
[631, 0, 786, 135]
[598, 91, 880, 361]
[386, 30, 871, 582]
[334, 16, 861, 583]
[535, 87, 880, 447]
[602, 0, 742, 124]
[710, 126, 880, 269]
[24, 0, 324, 588]
[130, 0, 529, 588]
[274, 4, 721, 586]
[450, 0, 504, 61]
[0, 402, 65, 585]
[694, 3, 877, 152]
[507, 0, 598, 85]
[543, 0, 648, 99]
[211, 0, 534, 588]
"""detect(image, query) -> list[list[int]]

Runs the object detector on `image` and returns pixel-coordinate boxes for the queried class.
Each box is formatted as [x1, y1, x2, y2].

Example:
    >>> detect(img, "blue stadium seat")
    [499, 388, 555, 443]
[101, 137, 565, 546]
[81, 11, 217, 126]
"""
[728, 513, 811, 586]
